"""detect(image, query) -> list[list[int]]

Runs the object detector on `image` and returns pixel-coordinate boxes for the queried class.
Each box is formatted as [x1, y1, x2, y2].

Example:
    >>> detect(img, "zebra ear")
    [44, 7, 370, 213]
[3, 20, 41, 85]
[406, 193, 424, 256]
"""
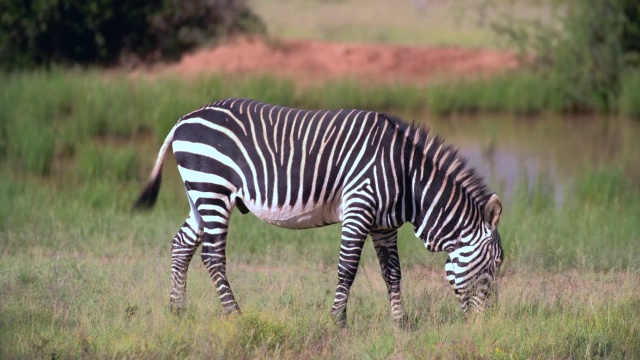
[483, 194, 502, 231]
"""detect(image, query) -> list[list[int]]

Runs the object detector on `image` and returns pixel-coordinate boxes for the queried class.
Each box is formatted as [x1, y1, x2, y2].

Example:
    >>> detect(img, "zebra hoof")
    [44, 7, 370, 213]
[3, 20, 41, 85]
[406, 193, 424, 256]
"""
[331, 309, 348, 328]
[170, 304, 187, 317]
[222, 305, 242, 317]
[393, 314, 416, 331]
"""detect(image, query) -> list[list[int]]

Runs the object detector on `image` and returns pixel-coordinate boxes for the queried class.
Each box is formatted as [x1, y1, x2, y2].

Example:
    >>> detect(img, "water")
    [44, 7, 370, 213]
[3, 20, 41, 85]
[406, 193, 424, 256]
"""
[417, 114, 640, 205]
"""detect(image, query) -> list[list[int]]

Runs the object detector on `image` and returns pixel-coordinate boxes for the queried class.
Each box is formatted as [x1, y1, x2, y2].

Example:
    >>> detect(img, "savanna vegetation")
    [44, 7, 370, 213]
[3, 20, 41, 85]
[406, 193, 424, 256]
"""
[468, 0, 640, 116]
[1, 0, 639, 359]
[0, 0, 265, 69]
[252, 0, 640, 118]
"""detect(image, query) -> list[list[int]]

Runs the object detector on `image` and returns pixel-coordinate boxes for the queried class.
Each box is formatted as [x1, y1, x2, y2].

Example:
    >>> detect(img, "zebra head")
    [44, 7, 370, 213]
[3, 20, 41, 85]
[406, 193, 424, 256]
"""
[413, 191, 503, 316]
[444, 194, 503, 316]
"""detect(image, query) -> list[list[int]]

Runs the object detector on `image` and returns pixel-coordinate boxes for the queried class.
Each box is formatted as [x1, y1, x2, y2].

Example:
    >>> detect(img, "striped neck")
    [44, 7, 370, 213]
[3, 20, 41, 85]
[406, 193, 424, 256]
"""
[381, 115, 488, 251]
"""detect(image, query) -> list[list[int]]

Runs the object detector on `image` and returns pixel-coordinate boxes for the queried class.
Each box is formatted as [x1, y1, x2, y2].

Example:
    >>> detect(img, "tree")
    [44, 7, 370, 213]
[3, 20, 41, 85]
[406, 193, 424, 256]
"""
[0, 0, 266, 70]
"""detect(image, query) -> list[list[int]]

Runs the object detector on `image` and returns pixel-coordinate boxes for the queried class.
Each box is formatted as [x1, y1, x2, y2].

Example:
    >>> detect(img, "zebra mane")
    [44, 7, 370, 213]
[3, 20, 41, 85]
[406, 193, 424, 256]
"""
[381, 113, 490, 207]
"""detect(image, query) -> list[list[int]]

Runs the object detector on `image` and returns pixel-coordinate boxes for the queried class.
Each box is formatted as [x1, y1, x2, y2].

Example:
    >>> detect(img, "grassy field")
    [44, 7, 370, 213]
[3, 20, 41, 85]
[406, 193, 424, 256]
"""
[249, 0, 552, 48]
[1, 166, 639, 359]
[1, 71, 639, 358]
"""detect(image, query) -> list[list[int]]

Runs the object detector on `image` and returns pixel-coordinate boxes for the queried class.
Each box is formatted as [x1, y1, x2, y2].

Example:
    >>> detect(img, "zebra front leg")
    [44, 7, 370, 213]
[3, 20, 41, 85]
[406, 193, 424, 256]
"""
[170, 212, 203, 315]
[201, 230, 241, 315]
[331, 212, 372, 327]
[371, 229, 409, 327]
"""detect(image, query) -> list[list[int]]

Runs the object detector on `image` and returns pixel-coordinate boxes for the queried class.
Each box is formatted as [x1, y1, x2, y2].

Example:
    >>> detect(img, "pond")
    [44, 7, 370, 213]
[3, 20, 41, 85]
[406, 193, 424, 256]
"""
[415, 114, 640, 206]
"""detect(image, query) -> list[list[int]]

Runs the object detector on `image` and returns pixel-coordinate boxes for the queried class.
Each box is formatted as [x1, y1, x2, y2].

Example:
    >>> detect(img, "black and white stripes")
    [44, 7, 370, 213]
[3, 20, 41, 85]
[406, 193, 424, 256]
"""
[134, 98, 504, 325]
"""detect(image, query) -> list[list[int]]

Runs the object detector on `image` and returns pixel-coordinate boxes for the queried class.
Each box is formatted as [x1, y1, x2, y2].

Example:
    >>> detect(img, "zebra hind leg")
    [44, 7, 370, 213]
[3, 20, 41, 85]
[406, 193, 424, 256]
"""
[371, 229, 411, 329]
[200, 213, 241, 315]
[170, 211, 203, 315]
[331, 211, 372, 327]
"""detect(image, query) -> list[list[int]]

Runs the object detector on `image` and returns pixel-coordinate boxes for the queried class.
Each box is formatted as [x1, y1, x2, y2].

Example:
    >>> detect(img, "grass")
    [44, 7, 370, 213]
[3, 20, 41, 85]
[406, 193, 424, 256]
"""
[0, 173, 639, 358]
[249, 0, 553, 48]
[1, 70, 639, 358]
[424, 70, 640, 117]
[425, 72, 566, 116]
[2, 250, 639, 359]
[2, 70, 639, 177]
[620, 70, 640, 118]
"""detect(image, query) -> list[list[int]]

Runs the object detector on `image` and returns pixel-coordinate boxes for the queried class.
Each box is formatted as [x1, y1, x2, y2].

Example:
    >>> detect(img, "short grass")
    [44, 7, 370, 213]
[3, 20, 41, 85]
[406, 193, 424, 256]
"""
[0, 168, 639, 359]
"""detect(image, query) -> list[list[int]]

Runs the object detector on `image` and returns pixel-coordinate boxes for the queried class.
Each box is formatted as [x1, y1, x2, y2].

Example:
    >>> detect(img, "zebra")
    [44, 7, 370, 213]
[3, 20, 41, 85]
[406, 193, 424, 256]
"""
[133, 98, 504, 326]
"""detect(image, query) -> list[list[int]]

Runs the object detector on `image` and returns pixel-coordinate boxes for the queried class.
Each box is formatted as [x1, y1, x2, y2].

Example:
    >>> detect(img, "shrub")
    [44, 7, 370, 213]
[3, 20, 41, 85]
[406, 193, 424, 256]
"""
[0, 0, 265, 70]
[549, 0, 625, 112]
[473, 0, 639, 114]
[622, 0, 640, 66]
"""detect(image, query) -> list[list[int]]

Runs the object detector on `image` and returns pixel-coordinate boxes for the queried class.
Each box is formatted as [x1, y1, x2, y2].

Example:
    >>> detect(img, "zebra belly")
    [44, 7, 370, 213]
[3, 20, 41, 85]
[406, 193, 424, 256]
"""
[243, 200, 343, 229]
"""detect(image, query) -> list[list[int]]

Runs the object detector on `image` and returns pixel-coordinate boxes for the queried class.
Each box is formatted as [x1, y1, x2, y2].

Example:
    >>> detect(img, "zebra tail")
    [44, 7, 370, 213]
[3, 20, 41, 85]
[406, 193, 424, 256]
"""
[132, 125, 177, 210]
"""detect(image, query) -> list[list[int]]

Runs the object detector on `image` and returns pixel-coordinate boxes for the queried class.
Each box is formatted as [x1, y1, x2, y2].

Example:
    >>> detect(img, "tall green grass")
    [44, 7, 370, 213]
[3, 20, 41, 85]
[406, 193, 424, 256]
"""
[0, 71, 429, 179]
[504, 167, 640, 271]
[620, 70, 640, 118]
[425, 72, 564, 116]
[2, 70, 639, 178]
[426, 70, 640, 117]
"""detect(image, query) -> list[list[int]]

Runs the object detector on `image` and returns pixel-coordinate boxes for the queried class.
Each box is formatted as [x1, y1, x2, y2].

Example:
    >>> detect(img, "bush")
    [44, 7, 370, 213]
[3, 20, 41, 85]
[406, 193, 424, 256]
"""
[549, 0, 625, 112]
[149, 0, 266, 61]
[0, 0, 265, 70]
[622, 0, 640, 66]
[474, 0, 639, 114]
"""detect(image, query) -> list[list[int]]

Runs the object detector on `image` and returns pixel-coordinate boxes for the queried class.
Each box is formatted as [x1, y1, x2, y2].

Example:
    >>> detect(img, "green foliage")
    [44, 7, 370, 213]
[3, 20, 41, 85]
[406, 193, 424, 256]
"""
[148, 0, 266, 61]
[622, 0, 640, 66]
[476, 0, 639, 113]
[549, 0, 625, 112]
[0, 0, 265, 69]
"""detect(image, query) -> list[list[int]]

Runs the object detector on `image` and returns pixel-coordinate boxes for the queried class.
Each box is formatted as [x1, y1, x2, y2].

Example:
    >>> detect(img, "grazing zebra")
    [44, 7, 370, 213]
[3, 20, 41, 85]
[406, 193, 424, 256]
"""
[133, 98, 504, 326]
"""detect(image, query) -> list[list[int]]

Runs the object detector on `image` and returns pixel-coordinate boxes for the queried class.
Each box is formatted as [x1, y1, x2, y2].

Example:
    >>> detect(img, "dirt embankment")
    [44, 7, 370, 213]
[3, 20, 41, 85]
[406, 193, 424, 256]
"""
[141, 36, 521, 85]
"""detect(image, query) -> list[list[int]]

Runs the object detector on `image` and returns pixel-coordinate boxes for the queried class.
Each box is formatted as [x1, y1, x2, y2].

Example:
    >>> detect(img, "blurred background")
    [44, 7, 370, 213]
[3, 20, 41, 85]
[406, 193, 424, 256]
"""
[1, 0, 639, 358]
